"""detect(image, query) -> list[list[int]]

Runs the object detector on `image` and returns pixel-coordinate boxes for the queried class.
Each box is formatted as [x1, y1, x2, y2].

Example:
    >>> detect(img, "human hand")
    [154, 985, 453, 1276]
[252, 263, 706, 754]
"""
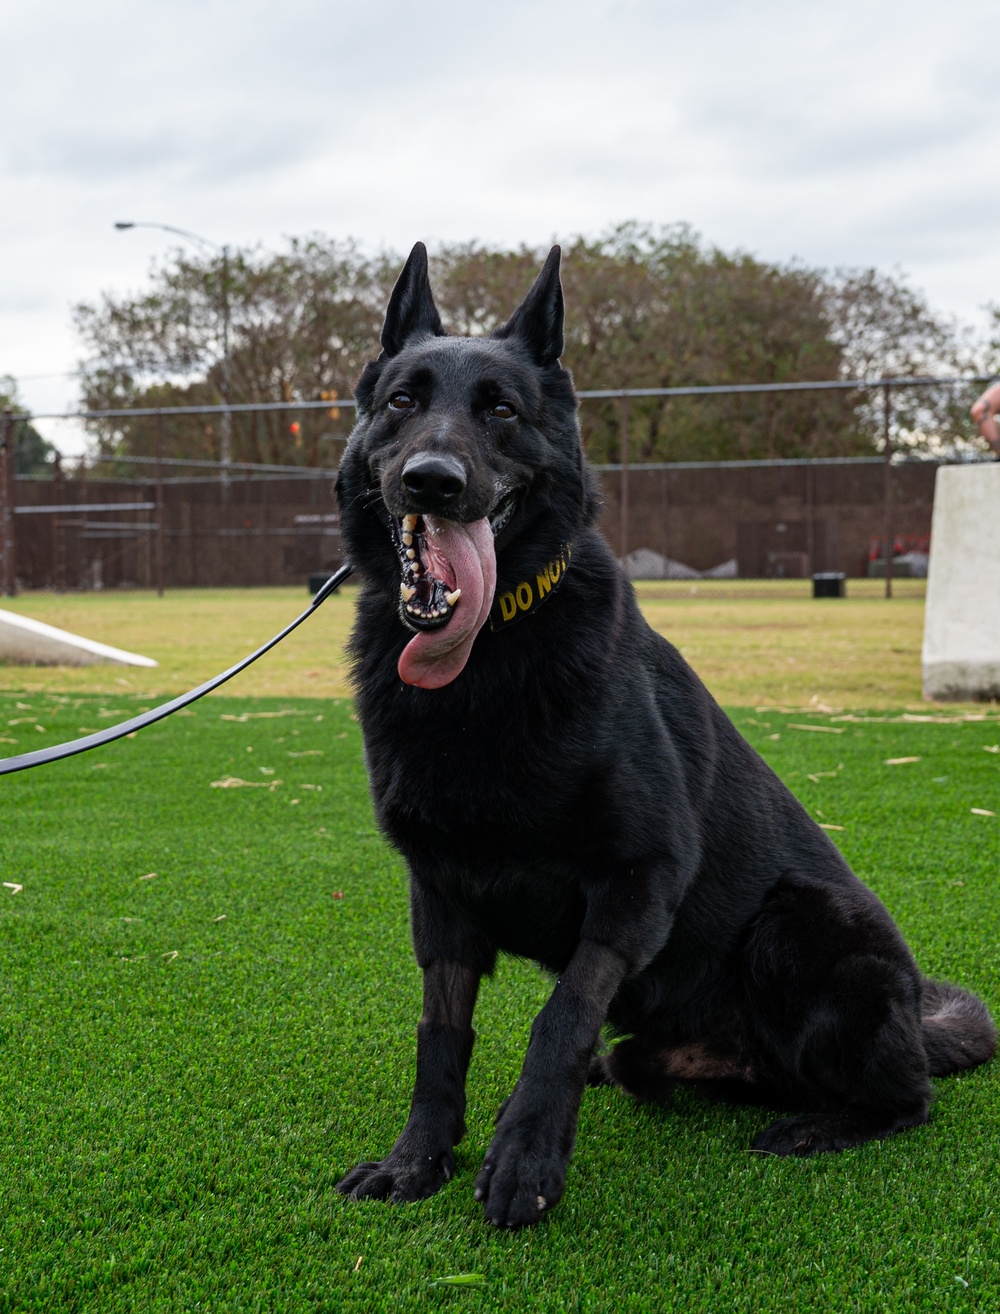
[971, 382, 1000, 450]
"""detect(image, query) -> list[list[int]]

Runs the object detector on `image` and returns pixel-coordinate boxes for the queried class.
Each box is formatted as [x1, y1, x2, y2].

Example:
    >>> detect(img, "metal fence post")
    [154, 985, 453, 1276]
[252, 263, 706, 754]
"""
[1, 409, 16, 597]
[155, 411, 165, 596]
[619, 393, 630, 562]
[219, 244, 232, 504]
[882, 384, 893, 600]
[261, 475, 270, 584]
[52, 450, 64, 592]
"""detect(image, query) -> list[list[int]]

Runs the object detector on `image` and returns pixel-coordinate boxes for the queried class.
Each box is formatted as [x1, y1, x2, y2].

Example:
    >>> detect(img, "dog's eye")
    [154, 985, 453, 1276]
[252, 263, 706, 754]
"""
[490, 403, 516, 420]
[389, 392, 415, 411]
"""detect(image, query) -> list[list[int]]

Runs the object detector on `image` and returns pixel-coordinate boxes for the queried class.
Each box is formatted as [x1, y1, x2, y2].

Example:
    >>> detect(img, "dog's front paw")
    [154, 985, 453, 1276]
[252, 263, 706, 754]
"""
[336, 1147, 456, 1203]
[473, 1124, 567, 1229]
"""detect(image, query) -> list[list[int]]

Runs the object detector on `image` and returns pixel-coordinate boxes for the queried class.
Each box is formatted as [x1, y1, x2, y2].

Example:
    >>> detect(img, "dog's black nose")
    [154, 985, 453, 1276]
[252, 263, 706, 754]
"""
[400, 452, 467, 505]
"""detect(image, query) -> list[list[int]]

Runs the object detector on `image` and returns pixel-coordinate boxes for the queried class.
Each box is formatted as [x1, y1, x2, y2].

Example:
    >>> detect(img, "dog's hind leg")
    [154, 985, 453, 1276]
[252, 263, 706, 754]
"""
[749, 991, 932, 1158]
[586, 1042, 614, 1087]
[605, 1032, 758, 1105]
[741, 882, 934, 1157]
[603, 1035, 679, 1103]
[755, 973, 994, 1157]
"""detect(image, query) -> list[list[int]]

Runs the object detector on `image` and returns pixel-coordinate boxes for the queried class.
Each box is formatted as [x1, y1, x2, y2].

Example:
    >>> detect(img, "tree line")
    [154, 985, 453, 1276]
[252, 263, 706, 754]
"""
[72, 223, 1000, 470]
[1, 377, 55, 476]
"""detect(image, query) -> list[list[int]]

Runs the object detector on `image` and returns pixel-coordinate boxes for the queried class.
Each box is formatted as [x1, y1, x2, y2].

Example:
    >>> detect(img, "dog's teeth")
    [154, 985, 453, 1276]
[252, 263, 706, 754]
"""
[400, 584, 416, 602]
[402, 514, 418, 532]
[536, 1196, 546, 1210]
[402, 532, 413, 547]
[406, 548, 416, 560]
[411, 562, 422, 574]
[445, 589, 461, 607]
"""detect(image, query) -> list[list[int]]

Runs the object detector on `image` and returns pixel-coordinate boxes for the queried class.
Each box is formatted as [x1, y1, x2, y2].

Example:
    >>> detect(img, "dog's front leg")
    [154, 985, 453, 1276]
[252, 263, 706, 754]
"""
[336, 958, 480, 1203]
[475, 938, 628, 1229]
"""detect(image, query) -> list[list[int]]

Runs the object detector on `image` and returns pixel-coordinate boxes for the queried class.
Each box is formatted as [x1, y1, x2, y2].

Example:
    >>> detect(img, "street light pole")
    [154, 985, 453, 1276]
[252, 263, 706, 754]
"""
[115, 221, 233, 499]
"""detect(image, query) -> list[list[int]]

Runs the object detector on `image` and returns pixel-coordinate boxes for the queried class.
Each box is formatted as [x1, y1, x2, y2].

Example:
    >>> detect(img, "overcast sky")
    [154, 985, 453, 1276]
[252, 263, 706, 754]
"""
[3, 0, 999, 451]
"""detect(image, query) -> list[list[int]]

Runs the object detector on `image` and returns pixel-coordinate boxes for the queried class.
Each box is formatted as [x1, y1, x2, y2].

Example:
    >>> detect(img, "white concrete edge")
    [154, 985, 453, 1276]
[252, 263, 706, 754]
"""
[0, 607, 158, 667]
[922, 658, 1000, 702]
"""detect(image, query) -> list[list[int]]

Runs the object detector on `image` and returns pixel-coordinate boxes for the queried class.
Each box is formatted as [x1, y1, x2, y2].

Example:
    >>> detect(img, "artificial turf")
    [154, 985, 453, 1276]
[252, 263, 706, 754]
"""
[1, 690, 999, 1311]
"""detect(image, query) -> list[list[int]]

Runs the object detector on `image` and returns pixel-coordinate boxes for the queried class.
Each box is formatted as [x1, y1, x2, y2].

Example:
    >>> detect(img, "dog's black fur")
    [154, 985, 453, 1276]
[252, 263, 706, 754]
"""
[335, 244, 996, 1229]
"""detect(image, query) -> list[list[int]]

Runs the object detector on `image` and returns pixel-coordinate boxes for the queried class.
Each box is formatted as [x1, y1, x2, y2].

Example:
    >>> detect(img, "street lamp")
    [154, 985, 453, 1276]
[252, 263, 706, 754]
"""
[114, 221, 233, 495]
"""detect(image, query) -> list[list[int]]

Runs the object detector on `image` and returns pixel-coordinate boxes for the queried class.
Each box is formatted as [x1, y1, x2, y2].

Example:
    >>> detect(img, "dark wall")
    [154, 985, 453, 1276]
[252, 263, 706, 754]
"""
[7, 459, 939, 589]
[10, 475, 342, 590]
[599, 460, 937, 577]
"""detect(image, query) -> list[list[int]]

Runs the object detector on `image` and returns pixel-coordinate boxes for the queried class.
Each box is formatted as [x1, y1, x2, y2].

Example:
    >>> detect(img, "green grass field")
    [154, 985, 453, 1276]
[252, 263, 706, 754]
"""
[1, 588, 999, 1310]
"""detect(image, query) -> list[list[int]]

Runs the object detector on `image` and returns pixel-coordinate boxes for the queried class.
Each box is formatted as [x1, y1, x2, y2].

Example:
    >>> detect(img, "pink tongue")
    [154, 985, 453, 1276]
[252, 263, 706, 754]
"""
[397, 516, 497, 689]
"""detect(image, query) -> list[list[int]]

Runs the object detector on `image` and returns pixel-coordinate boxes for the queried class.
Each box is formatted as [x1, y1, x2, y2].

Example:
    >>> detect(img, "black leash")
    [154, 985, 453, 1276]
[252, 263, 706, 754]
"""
[0, 563, 354, 778]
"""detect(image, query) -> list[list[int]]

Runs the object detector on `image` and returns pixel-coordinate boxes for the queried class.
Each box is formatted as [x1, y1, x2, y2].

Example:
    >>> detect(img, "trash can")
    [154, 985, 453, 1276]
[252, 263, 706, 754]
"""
[812, 572, 846, 599]
[308, 572, 335, 595]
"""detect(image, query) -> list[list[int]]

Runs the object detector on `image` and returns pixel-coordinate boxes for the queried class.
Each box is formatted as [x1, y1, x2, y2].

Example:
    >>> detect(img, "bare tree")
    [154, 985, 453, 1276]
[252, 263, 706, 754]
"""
[822, 268, 988, 457]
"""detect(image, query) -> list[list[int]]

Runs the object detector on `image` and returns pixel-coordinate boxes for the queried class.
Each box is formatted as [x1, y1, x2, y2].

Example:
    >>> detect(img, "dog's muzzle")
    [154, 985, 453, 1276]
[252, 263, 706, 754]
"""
[391, 491, 519, 632]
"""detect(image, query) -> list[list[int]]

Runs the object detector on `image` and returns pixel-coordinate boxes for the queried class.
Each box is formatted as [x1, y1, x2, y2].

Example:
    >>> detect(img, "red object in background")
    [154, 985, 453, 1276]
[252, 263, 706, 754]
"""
[868, 532, 930, 560]
[289, 422, 301, 435]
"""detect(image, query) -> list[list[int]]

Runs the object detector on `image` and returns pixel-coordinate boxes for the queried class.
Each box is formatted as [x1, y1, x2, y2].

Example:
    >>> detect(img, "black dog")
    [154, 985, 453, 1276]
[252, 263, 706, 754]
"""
[335, 244, 995, 1229]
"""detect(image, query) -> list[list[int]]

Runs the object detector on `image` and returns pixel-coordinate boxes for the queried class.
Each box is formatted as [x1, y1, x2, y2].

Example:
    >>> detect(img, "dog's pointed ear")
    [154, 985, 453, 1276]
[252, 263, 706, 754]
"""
[380, 242, 445, 357]
[495, 246, 564, 366]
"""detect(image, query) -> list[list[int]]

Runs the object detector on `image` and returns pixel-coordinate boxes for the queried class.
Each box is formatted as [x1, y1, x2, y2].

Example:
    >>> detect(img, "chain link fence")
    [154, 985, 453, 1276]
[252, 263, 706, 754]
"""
[2, 375, 994, 596]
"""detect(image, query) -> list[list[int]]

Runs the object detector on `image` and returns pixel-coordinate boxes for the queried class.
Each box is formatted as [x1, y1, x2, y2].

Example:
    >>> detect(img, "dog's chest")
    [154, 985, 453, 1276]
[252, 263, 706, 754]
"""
[367, 712, 587, 844]
[360, 664, 587, 821]
[427, 848, 589, 969]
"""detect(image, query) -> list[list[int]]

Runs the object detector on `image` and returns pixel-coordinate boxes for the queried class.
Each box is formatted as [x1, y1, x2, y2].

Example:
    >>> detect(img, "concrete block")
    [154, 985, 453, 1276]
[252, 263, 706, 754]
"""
[922, 464, 1000, 701]
[0, 607, 157, 668]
